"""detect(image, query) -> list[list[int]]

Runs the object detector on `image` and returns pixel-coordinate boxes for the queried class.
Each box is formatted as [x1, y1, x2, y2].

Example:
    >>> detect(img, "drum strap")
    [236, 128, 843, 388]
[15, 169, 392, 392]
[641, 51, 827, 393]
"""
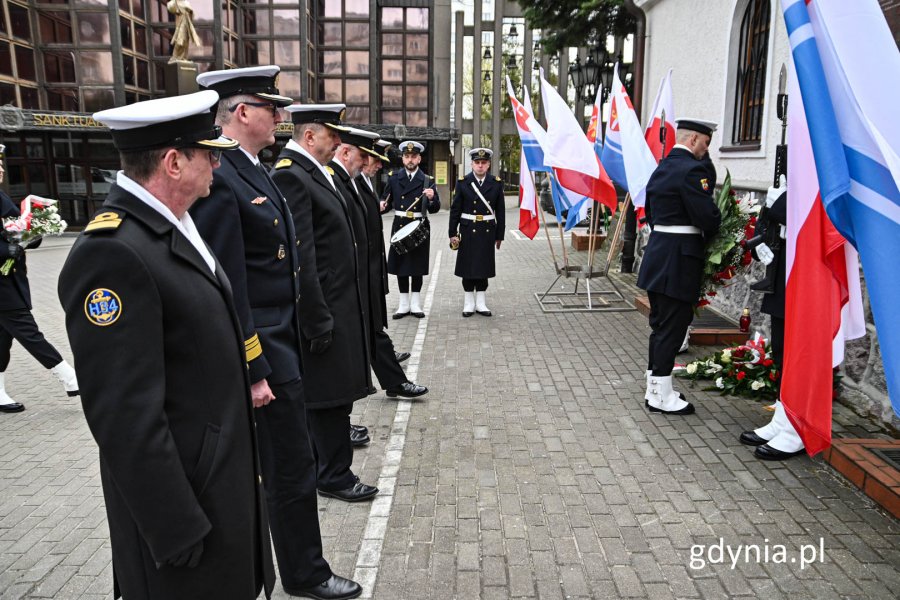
[470, 182, 496, 217]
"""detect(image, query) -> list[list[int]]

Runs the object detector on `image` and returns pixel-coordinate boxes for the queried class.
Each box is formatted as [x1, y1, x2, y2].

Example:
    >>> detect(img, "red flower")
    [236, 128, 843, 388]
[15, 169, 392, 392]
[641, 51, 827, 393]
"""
[707, 290, 717, 297]
[749, 215, 757, 226]
[763, 359, 774, 367]
[696, 299, 711, 307]
[741, 251, 753, 266]
[769, 370, 779, 381]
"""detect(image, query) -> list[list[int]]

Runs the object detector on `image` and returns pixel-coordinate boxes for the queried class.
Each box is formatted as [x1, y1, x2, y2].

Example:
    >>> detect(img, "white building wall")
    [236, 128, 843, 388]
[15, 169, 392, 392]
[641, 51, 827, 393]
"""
[635, 0, 790, 191]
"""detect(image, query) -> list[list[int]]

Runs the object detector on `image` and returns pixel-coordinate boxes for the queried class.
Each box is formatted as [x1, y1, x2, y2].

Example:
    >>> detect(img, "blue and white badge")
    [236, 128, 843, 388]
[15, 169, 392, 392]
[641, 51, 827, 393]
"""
[84, 288, 122, 327]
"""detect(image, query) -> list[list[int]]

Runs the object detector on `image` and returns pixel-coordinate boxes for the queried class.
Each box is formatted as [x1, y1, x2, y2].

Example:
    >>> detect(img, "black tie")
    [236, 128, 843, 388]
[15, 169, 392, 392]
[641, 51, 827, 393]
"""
[257, 162, 269, 179]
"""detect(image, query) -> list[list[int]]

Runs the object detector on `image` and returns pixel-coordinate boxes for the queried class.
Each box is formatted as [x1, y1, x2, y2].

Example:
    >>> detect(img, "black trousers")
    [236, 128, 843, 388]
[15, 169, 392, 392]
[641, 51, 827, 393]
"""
[770, 315, 784, 392]
[255, 377, 331, 589]
[0, 308, 63, 372]
[647, 291, 694, 376]
[307, 403, 355, 491]
[462, 278, 488, 292]
[372, 329, 407, 390]
[396, 276, 423, 293]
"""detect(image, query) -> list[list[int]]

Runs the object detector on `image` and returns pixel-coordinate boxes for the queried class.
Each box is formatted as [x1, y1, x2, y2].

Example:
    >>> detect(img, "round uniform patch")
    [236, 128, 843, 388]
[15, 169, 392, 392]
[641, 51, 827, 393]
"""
[84, 288, 122, 326]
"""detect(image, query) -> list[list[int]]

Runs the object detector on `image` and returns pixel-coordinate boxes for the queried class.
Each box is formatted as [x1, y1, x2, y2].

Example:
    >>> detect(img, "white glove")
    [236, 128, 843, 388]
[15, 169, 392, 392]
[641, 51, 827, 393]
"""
[765, 174, 786, 209]
[756, 243, 775, 265]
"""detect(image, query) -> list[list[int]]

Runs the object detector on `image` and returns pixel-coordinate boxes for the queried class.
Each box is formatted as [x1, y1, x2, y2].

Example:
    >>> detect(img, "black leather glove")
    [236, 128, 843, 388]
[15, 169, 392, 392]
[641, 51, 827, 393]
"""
[165, 539, 204, 568]
[310, 331, 333, 354]
[7, 244, 23, 259]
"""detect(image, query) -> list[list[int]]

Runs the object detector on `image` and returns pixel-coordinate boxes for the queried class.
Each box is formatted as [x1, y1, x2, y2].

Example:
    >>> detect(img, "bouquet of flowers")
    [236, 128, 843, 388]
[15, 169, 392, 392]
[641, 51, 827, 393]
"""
[677, 335, 780, 399]
[697, 171, 760, 308]
[1, 195, 68, 275]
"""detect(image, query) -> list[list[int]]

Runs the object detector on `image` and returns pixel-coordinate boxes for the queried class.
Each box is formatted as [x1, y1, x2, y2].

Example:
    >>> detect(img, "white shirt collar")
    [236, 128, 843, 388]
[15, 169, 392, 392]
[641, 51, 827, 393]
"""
[406, 168, 418, 179]
[360, 175, 374, 192]
[673, 144, 693, 154]
[115, 172, 216, 273]
[333, 159, 359, 195]
[238, 146, 260, 166]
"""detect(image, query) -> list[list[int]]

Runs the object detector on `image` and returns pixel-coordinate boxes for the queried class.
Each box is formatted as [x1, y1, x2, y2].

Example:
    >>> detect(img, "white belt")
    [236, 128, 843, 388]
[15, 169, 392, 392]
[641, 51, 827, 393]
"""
[397, 211, 423, 218]
[461, 213, 495, 222]
[653, 224, 701, 235]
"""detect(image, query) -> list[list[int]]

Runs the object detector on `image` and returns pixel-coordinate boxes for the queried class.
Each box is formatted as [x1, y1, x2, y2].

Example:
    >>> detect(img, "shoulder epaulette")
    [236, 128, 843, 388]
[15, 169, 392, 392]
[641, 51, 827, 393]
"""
[84, 211, 124, 234]
[325, 166, 335, 175]
[428, 175, 434, 180]
[458, 175, 466, 181]
[495, 176, 502, 182]
[275, 158, 293, 170]
[388, 170, 394, 176]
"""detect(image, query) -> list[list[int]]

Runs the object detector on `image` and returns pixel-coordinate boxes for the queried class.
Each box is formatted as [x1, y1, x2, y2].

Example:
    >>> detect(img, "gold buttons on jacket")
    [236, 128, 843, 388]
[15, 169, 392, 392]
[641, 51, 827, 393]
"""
[273, 218, 279, 226]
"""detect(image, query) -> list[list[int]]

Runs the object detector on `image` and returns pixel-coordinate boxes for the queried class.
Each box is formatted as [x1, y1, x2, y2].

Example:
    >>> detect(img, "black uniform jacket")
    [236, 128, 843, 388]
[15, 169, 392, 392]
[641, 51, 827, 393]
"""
[58, 187, 274, 600]
[190, 148, 303, 385]
[637, 147, 722, 303]
[331, 161, 377, 357]
[449, 172, 506, 279]
[355, 173, 389, 330]
[751, 191, 787, 319]
[385, 168, 440, 277]
[271, 148, 371, 408]
[0, 190, 36, 311]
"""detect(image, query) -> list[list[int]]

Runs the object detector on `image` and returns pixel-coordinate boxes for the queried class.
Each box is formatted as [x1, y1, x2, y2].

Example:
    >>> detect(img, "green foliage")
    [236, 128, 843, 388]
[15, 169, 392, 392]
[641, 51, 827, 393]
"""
[519, 0, 635, 54]
[677, 342, 780, 400]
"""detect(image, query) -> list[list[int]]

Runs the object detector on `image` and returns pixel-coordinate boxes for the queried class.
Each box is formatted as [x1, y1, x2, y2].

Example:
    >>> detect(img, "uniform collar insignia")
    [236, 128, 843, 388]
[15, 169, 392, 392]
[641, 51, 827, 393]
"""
[251, 196, 267, 204]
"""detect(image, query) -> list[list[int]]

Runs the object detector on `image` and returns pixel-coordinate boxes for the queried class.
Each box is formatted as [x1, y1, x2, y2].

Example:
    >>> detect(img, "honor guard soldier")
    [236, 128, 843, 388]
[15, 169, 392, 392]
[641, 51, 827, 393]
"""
[449, 148, 506, 316]
[271, 104, 379, 505]
[0, 148, 78, 413]
[342, 131, 428, 400]
[190, 68, 362, 599]
[385, 140, 440, 318]
[739, 179, 805, 460]
[58, 91, 276, 600]
[637, 118, 722, 415]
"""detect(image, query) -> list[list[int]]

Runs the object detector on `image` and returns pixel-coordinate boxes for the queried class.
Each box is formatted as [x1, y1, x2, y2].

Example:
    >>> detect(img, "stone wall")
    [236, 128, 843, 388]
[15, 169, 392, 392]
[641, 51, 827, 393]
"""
[634, 186, 895, 429]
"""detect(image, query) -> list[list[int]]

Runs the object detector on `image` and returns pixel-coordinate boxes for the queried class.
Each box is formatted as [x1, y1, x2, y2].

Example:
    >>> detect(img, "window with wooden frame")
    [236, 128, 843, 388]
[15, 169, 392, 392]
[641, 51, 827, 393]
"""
[731, 0, 770, 146]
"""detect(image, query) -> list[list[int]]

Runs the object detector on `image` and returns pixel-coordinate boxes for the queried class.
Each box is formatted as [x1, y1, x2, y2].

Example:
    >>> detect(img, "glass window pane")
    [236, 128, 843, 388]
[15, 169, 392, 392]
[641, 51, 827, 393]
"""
[89, 137, 120, 162]
[407, 8, 429, 30]
[274, 39, 300, 66]
[346, 22, 368, 47]
[382, 110, 403, 125]
[406, 34, 428, 57]
[323, 0, 341, 18]
[135, 24, 147, 54]
[57, 164, 88, 196]
[382, 59, 402, 82]
[190, 1, 214, 22]
[382, 85, 402, 108]
[120, 19, 133, 50]
[45, 50, 77, 83]
[0, 44, 12, 77]
[382, 33, 403, 56]
[345, 51, 368, 76]
[320, 22, 341, 46]
[196, 28, 215, 56]
[47, 88, 79, 111]
[9, 4, 30, 40]
[83, 88, 116, 112]
[153, 29, 171, 55]
[6, 164, 27, 197]
[273, 9, 300, 35]
[405, 110, 427, 127]
[405, 60, 428, 82]
[406, 85, 428, 108]
[137, 59, 150, 89]
[320, 50, 341, 75]
[39, 13, 73, 44]
[81, 52, 115, 84]
[346, 0, 368, 18]
[243, 8, 267, 35]
[26, 165, 50, 196]
[277, 70, 301, 101]
[320, 78, 342, 102]
[123, 57, 136, 86]
[382, 8, 403, 29]
[78, 12, 112, 44]
[20, 86, 39, 109]
[345, 79, 367, 103]
[15, 46, 36, 81]
[345, 106, 368, 124]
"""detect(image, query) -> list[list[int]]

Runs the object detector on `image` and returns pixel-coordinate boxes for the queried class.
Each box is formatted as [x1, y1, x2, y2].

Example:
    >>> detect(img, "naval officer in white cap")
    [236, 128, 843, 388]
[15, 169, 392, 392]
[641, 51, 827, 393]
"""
[58, 91, 276, 599]
[637, 118, 722, 416]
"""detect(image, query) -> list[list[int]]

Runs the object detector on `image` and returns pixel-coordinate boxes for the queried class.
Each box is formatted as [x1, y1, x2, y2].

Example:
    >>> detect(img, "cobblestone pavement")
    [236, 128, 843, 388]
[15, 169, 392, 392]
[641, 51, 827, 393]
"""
[1, 208, 898, 599]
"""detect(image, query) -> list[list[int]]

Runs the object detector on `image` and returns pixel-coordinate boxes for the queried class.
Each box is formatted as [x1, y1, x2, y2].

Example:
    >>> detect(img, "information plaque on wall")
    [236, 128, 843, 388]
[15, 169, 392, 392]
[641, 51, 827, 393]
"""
[434, 161, 448, 185]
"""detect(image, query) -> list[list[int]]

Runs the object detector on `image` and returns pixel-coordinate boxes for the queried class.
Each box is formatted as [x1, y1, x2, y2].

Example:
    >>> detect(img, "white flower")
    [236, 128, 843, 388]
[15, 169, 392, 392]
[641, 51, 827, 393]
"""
[715, 377, 725, 389]
[686, 363, 698, 375]
[751, 380, 764, 391]
[722, 349, 731, 359]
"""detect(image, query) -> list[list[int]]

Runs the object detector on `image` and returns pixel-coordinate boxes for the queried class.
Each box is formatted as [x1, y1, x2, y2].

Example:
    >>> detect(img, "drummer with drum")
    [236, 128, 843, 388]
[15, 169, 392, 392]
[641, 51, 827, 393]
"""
[449, 148, 505, 317]
[385, 141, 441, 319]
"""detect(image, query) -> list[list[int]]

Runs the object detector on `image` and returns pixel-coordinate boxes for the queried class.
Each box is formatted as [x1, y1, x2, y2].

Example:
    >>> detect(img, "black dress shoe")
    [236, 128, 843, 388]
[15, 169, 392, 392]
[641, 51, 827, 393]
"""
[350, 423, 368, 436]
[318, 479, 378, 502]
[350, 429, 370, 448]
[647, 401, 695, 415]
[0, 402, 24, 413]
[385, 382, 428, 398]
[395, 351, 411, 363]
[476, 309, 492, 316]
[739, 431, 769, 446]
[462, 310, 474, 317]
[754, 444, 805, 461]
[392, 311, 409, 320]
[284, 574, 362, 599]
[411, 311, 425, 318]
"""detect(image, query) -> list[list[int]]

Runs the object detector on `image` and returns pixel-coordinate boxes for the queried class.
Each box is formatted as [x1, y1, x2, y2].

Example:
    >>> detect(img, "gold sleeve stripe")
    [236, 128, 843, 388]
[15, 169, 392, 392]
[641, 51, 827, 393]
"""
[245, 334, 263, 361]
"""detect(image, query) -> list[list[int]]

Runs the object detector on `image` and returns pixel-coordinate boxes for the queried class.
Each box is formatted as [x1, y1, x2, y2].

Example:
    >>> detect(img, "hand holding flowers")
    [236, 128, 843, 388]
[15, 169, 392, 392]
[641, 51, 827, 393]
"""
[1, 195, 68, 275]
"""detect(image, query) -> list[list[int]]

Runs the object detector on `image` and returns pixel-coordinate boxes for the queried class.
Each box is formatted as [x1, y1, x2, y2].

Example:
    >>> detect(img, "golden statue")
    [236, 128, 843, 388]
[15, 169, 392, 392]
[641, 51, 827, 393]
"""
[167, 0, 201, 63]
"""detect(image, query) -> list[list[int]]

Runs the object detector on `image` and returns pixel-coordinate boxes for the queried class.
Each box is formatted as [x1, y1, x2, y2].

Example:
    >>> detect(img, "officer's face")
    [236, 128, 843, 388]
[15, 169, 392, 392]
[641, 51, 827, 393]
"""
[309, 125, 342, 165]
[361, 155, 382, 177]
[692, 133, 711, 159]
[472, 159, 490, 177]
[402, 152, 421, 171]
[343, 145, 365, 177]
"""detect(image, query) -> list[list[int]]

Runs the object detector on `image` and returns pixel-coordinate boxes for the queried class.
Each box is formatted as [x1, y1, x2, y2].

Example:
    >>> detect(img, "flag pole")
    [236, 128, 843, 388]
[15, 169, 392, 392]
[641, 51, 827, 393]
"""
[536, 175, 560, 273]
